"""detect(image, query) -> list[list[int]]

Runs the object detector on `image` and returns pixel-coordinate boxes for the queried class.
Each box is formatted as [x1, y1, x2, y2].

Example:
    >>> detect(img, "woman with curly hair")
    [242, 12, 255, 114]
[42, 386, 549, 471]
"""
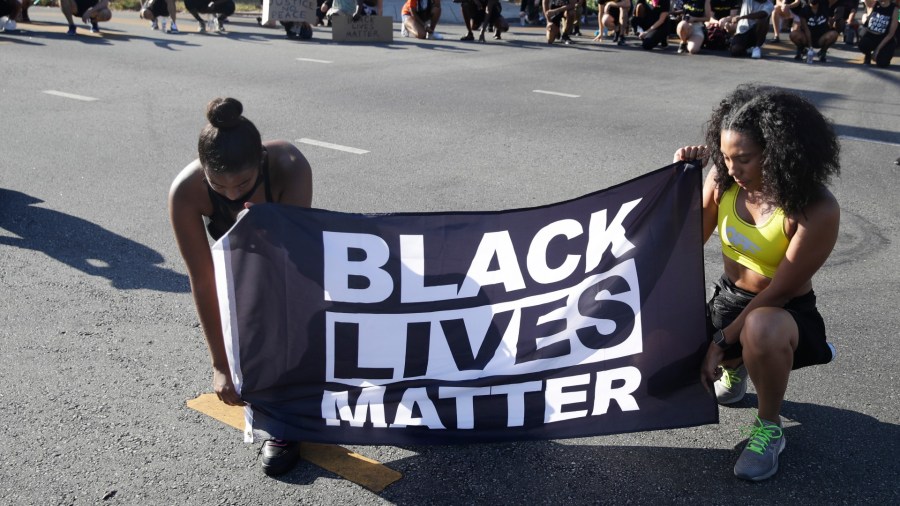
[674, 85, 840, 481]
[169, 98, 312, 476]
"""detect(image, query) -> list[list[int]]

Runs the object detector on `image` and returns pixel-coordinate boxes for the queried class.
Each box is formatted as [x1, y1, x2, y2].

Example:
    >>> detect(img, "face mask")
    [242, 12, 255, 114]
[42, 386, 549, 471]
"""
[217, 169, 264, 207]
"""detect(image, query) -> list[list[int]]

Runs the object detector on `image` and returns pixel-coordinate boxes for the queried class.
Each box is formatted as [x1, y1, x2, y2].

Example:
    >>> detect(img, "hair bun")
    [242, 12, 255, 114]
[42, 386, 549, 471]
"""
[206, 97, 244, 129]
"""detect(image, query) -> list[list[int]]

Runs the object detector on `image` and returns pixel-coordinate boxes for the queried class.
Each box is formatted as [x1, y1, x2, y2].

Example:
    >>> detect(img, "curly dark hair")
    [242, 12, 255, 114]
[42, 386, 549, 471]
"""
[198, 97, 262, 174]
[703, 85, 840, 216]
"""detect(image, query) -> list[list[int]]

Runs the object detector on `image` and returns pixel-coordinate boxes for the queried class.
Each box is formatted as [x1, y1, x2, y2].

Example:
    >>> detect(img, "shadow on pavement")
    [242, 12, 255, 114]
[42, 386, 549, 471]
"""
[0, 188, 190, 293]
[352, 401, 899, 504]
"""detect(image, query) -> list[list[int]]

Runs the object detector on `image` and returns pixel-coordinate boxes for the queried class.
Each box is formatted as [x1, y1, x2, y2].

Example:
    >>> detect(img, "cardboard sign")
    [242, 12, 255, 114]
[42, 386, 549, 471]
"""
[262, 0, 317, 24]
[331, 15, 394, 42]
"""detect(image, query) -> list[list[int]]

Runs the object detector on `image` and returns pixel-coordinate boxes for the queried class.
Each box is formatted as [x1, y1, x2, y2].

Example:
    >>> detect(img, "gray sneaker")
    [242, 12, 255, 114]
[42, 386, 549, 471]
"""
[734, 416, 785, 481]
[714, 364, 748, 404]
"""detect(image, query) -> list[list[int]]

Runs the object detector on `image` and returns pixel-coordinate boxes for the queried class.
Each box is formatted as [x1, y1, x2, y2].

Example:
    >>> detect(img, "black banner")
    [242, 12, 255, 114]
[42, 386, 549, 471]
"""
[213, 162, 716, 444]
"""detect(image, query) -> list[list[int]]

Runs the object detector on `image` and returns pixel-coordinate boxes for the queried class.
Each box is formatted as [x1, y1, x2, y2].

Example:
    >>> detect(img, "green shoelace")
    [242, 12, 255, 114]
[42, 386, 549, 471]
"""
[743, 416, 783, 455]
[721, 367, 744, 389]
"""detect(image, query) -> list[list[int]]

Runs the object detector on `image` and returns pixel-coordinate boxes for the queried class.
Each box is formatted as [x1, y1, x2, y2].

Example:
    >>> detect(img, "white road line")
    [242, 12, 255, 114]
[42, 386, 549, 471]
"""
[533, 90, 580, 98]
[297, 138, 369, 154]
[43, 90, 99, 102]
[296, 58, 333, 64]
[839, 135, 900, 148]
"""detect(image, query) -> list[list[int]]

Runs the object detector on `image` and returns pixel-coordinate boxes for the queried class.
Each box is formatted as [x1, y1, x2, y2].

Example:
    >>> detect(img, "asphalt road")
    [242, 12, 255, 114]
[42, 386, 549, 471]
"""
[2, 6, 899, 505]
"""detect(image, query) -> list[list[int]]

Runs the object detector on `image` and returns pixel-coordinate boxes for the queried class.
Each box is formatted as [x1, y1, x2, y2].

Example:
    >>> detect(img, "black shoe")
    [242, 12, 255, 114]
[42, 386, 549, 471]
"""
[660, 39, 668, 48]
[572, 27, 581, 36]
[617, 34, 625, 46]
[863, 53, 871, 65]
[818, 49, 827, 62]
[678, 41, 687, 53]
[612, 31, 619, 43]
[261, 439, 301, 476]
[794, 47, 804, 60]
[460, 32, 474, 41]
[21, 11, 31, 22]
[561, 34, 572, 44]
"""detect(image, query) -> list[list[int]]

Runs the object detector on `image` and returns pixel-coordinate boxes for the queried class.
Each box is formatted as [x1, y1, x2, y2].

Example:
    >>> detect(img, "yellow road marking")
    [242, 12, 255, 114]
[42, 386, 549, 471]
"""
[186, 393, 402, 493]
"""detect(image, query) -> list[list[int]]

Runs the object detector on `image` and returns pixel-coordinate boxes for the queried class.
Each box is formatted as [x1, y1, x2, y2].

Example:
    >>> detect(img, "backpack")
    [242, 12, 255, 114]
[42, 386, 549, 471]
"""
[703, 24, 730, 50]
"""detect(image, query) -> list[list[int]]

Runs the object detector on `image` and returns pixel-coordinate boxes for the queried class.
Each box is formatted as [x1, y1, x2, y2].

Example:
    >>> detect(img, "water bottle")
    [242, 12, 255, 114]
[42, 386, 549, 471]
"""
[161, 18, 167, 32]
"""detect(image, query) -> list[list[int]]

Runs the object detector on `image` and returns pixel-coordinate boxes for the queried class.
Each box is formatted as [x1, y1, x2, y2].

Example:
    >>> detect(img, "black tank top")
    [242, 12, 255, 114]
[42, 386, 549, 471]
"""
[865, 1, 897, 35]
[205, 156, 274, 240]
[683, 0, 706, 17]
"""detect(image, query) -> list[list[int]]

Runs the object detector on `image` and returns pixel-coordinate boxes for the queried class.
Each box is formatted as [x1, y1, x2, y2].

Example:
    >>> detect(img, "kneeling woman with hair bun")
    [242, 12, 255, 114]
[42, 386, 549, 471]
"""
[675, 85, 840, 482]
[169, 97, 312, 477]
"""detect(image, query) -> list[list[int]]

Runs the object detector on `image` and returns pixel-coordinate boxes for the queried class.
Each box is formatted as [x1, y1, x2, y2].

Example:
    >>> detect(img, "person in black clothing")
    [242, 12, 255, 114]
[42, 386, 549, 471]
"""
[184, 0, 235, 32]
[858, 0, 898, 67]
[790, 0, 838, 61]
[140, 0, 179, 32]
[169, 98, 312, 477]
[60, 0, 111, 35]
[1, 0, 21, 30]
[631, 0, 672, 49]
[460, 0, 509, 41]
[544, 0, 577, 43]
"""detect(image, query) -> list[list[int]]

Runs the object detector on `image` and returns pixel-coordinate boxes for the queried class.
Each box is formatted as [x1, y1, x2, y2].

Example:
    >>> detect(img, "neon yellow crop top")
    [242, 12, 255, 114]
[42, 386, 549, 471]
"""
[718, 185, 789, 278]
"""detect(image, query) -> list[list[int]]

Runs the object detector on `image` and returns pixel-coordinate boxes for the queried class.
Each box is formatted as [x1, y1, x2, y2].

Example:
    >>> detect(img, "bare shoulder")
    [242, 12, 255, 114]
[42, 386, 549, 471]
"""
[169, 159, 206, 207]
[800, 187, 840, 227]
[264, 140, 313, 207]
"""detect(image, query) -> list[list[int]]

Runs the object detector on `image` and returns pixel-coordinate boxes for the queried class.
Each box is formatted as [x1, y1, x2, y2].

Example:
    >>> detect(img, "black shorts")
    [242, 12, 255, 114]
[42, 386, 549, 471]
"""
[74, 0, 99, 17]
[147, 0, 170, 17]
[185, 0, 235, 15]
[706, 274, 834, 370]
[808, 26, 833, 47]
[731, 26, 762, 48]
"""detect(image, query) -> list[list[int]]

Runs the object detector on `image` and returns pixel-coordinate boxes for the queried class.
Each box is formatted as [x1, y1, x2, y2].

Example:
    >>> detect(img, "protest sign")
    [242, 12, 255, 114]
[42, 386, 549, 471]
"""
[331, 15, 394, 42]
[262, 0, 317, 25]
[213, 162, 717, 445]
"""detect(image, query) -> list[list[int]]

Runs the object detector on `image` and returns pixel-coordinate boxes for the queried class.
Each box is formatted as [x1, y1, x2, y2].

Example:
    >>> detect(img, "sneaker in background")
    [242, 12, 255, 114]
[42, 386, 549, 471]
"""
[817, 48, 827, 62]
[400, 25, 409, 37]
[678, 41, 687, 53]
[4, 18, 17, 31]
[169, 21, 179, 33]
[66, 24, 77, 35]
[734, 416, 785, 481]
[90, 20, 100, 33]
[714, 364, 748, 404]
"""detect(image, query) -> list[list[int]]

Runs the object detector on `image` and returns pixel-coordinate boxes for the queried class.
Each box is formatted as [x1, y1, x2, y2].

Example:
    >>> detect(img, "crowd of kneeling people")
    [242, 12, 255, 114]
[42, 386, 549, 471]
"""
[1, 0, 896, 66]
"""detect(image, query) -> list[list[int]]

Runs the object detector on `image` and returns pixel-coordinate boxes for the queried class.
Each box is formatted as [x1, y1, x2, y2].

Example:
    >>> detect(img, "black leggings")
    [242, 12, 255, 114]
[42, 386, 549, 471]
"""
[858, 31, 897, 68]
